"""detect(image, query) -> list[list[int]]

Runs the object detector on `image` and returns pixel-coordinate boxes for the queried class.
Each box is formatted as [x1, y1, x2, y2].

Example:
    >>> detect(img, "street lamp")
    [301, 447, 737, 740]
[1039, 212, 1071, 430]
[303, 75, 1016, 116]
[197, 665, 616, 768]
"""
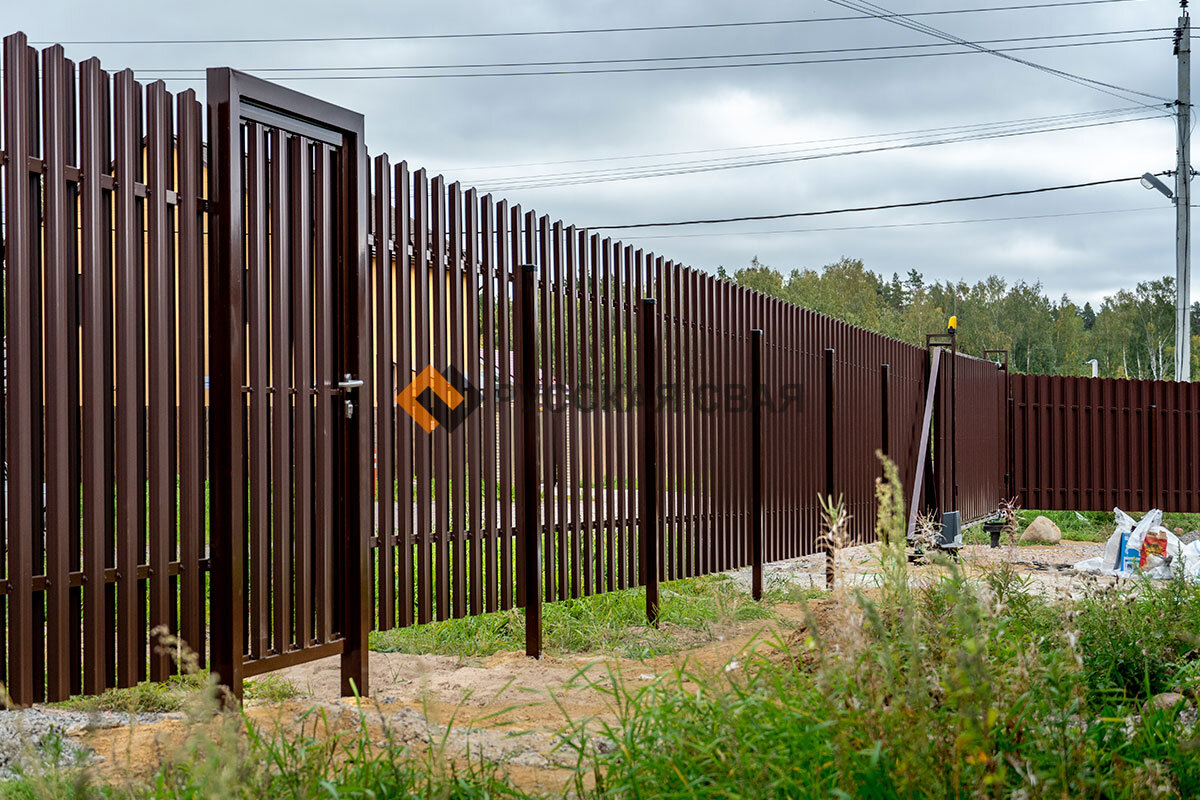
[1142, 172, 1175, 200]
[1142, 170, 1190, 381]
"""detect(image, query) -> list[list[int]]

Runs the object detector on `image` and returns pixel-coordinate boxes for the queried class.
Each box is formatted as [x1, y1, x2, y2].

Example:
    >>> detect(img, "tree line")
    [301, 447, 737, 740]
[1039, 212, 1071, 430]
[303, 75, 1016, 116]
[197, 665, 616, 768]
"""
[722, 257, 1195, 380]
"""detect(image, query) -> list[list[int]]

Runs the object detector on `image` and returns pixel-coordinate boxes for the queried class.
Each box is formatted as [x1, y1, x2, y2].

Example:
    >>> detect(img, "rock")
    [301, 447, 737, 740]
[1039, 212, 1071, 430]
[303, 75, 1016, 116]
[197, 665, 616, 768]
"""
[1144, 692, 1186, 714]
[1179, 530, 1199, 546]
[0, 710, 95, 778]
[1020, 515, 1062, 545]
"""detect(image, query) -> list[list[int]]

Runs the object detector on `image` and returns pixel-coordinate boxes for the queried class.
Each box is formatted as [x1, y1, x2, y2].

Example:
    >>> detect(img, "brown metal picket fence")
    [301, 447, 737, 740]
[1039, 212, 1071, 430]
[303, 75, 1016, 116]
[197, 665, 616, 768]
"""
[0, 30, 1032, 705]
[368, 175, 934, 629]
[1012, 374, 1200, 512]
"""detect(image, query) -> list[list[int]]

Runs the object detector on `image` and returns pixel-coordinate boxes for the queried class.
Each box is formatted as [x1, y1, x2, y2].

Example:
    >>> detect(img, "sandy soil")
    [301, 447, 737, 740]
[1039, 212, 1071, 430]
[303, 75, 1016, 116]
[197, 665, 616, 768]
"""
[53, 539, 1107, 795]
[78, 606, 812, 794]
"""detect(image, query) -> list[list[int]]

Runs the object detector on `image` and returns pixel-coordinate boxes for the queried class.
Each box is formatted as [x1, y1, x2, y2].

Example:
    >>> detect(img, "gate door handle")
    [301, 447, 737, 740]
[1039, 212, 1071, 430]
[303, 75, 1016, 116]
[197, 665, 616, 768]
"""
[338, 374, 364, 419]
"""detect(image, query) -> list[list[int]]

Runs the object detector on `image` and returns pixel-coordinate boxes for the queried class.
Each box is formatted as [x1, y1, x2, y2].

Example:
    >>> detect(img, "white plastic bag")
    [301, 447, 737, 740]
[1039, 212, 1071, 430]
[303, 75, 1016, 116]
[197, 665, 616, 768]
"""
[1074, 508, 1165, 577]
[1124, 509, 1162, 571]
[1179, 540, 1200, 582]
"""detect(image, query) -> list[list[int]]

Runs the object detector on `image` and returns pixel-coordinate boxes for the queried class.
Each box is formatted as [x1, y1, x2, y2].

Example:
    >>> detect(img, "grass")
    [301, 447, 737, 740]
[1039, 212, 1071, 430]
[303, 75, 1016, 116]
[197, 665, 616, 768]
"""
[370, 573, 784, 659]
[560, 463, 1200, 799]
[0, 706, 533, 800]
[964, 508, 1200, 546]
[50, 673, 301, 713]
[9, 466, 1200, 798]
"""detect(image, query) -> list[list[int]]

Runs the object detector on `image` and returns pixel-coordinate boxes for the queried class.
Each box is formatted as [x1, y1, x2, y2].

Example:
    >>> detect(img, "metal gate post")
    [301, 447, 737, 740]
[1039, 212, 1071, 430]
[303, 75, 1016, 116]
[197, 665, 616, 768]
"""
[338, 110, 371, 699]
[824, 348, 835, 590]
[639, 298, 661, 625]
[750, 329, 764, 601]
[881, 363, 890, 460]
[515, 263, 543, 657]
[206, 68, 246, 702]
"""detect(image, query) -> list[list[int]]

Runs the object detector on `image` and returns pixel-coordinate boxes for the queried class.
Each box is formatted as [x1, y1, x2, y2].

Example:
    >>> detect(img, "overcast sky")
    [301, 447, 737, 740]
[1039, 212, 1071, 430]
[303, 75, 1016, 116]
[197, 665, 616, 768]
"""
[8, 0, 1185, 306]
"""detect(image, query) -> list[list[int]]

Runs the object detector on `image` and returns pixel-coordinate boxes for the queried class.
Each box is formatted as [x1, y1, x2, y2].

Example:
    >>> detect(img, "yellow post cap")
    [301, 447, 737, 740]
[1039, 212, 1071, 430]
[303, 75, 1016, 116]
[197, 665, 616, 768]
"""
[947, 315, 958, 332]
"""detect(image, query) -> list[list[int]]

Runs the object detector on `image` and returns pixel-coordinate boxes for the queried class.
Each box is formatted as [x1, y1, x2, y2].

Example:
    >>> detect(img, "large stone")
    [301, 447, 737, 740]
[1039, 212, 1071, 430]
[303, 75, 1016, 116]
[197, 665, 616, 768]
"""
[1019, 515, 1062, 545]
[1143, 692, 1186, 714]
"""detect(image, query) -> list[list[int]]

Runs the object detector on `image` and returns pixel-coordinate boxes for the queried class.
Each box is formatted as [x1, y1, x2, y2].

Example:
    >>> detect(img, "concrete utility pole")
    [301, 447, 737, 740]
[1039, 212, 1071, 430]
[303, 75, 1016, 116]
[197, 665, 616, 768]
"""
[1176, 8, 1193, 381]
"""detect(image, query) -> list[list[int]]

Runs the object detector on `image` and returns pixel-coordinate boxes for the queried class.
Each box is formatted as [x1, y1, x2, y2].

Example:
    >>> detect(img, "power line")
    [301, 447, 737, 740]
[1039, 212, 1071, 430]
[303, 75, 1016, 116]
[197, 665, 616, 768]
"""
[622, 206, 1166, 240]
[136, 35, 1169, 81]
[454, 106, 1155, 170]
[828, 0, 1170, 107]
[33, 0, 1145, 45]
[589, 175, 1158, 229]
[474, 112, 1167, 190]
[132, 28, 1169, 73]
[475, 110, 1162, 187]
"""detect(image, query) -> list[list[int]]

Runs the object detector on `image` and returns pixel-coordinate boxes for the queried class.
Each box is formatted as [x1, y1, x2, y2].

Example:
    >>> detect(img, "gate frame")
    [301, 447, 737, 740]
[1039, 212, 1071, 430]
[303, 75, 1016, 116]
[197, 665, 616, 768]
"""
[207, 68, 370, 700]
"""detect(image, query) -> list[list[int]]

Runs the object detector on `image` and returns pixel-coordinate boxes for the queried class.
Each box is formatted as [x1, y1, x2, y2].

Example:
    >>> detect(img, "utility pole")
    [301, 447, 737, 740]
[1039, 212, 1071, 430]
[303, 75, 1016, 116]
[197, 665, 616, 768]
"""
[1176, 5, 1192, 381]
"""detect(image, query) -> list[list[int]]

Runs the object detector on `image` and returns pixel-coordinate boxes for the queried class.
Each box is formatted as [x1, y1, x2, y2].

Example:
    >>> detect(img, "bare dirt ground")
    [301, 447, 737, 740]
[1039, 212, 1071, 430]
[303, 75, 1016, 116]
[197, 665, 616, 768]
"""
[38, 539, 1106, 796]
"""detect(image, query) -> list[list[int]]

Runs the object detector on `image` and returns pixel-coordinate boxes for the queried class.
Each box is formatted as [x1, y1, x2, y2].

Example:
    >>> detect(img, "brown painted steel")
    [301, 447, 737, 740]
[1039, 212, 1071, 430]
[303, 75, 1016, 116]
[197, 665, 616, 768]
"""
[448, 183, 467, 619]
[79, 55, 114, 698]
[1012, 373, 1200, 512]
[207, 67, 369, 699]
[552, 222, 569, 601]
[293, 137, 315, 649]
[206, 65, 247, 696]
[431, 175, 450, 622]
[466, 189, 484, 617]
[566, 228, 583, 599]
[413, 169, 433, 624]
[638, 298, 660, 625]
[395, 161, 415, 627]
[480, 195, 499, 613]
[270, 127, 294, 654]
[246, 123, 271, 661]
[314, 145, 336, 643]
[146, 79, 175, 682]
[498, 202, 515, 611]
[114, 68, 145, 690]
[41, 44, 77, 701]
[515, 264, 542, 657]
[177, 88, 206, 667]
[5, 29, 1181, 707]
[750, 330, 764, 601]
[373, 155, 395, 632]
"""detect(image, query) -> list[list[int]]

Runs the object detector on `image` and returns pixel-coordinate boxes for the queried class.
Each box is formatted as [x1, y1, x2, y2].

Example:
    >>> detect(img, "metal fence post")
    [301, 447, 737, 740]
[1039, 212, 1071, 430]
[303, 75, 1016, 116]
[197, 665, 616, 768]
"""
[638, 298, 660, 626]
[750, 329, 764, 601]
[515, 263, 542, 657]
[206, 66, 246, 703]
[1148, 402, 1158, 509]
[881, 363, 890, 460]
[825, 348, 836, 590]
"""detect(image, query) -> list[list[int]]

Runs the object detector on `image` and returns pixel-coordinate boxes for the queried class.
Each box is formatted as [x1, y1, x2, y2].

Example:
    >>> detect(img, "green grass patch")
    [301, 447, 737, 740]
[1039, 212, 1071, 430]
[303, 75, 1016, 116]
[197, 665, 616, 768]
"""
[370, 573, 777, 659]
[1076, 576, 1200, 703]
[963, 508, 1200, 545]
[562, 464, 1200, 799]
[0, 707, 531, 800]
[50, 673, 301, 713]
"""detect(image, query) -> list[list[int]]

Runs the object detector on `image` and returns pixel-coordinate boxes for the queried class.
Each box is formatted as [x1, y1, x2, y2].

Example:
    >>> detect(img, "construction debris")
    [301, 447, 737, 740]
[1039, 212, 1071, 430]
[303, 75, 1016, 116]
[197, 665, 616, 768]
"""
[1073, 508, 1200, 581]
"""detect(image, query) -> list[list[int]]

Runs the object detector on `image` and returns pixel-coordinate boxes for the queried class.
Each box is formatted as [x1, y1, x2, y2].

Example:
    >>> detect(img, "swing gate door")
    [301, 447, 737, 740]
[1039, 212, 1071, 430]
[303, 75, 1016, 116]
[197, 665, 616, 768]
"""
[207, 69, 371, 699]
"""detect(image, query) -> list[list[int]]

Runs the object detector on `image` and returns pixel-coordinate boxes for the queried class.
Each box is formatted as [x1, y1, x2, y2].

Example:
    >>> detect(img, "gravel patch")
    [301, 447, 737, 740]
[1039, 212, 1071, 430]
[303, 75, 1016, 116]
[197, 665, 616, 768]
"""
[0, 708, 181, 779]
